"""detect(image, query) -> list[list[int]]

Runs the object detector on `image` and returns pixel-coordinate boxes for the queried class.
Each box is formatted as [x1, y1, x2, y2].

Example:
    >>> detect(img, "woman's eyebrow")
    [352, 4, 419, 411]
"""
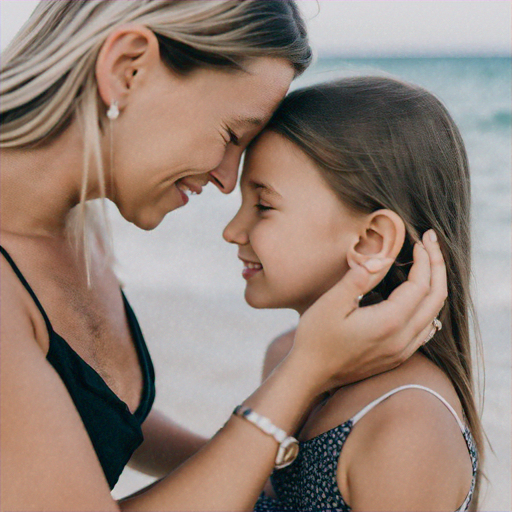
[248, 179, 282, 198]
[234, 115, 266, 128]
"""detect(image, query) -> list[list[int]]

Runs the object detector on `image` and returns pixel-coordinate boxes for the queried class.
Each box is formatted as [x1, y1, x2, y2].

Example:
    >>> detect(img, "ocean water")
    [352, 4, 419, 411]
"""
[110, 58, 511, 509]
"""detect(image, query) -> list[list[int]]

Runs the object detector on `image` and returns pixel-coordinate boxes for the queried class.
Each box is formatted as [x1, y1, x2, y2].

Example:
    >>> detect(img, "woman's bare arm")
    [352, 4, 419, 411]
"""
[0, 262, 119, 512]
[128, 410, 208, 478]
[261, 329, 295, 382]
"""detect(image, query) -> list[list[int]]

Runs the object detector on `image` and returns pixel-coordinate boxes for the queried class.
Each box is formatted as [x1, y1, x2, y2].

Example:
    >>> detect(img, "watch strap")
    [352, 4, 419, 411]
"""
[233, 405, 299, 468]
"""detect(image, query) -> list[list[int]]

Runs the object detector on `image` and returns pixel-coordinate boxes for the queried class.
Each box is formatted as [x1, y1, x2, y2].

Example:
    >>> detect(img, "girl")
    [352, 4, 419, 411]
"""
[224, 76, 483, 511]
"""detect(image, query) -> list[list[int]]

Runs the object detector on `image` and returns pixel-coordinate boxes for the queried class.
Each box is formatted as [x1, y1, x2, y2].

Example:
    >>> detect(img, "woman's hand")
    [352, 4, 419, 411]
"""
[290, 230, 447, 393]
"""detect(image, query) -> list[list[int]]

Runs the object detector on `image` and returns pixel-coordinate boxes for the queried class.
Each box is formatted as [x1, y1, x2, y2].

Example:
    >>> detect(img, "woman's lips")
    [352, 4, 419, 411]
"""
[175, 178, 206, 207]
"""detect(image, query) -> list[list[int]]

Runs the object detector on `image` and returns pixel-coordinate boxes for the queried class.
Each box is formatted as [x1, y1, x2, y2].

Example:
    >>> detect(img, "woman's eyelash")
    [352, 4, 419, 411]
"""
[227, 128, 240, 146]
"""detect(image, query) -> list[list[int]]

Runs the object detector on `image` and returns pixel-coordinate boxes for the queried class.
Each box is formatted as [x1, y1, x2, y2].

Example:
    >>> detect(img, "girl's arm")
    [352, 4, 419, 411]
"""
[2, 233, 447, 511]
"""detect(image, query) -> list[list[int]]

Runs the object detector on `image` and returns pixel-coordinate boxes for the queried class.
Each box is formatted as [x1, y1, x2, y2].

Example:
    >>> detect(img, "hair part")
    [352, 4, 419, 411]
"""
[266, 76, 484, 509]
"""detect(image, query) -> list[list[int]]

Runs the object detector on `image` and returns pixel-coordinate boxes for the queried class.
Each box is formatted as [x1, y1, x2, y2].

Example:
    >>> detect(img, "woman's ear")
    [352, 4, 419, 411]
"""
[347, 209, 406, 274]
[95, 25, 160, 110]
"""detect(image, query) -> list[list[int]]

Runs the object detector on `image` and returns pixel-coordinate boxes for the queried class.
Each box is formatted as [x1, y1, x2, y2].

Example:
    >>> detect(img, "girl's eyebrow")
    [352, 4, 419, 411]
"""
[248, 179, 282, 199]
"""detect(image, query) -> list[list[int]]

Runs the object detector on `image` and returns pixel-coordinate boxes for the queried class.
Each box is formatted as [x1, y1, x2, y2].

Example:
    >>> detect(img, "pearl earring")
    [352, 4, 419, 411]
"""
[106, 101, 119, 120]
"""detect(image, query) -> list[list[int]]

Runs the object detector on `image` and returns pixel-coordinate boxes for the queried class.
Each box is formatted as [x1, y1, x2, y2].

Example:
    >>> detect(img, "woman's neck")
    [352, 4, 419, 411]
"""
[1, 126, 96, 239]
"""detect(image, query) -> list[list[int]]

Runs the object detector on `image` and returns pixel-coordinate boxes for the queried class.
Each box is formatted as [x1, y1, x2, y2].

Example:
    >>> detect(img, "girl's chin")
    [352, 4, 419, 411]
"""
[244, 290, 301, 313]
[244, 291, 269, 309]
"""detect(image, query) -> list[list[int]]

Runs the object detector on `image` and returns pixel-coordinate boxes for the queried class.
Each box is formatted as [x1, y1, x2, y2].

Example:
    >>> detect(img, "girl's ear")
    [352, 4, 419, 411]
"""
[95, 24, 161, 110]
[347, 209, 406, 274]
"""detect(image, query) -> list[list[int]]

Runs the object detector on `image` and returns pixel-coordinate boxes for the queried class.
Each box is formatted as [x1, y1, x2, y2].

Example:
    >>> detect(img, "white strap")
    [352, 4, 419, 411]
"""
[351, 384, 466, 432]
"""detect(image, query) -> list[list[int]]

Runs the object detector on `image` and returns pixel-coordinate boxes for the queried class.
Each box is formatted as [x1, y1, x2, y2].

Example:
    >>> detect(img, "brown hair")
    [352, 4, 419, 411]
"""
[266, 76, 484, 508]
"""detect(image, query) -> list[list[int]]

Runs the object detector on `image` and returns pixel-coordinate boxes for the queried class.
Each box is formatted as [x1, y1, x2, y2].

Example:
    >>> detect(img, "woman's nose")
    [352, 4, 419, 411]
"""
[209, 145, 243, 194]
[223, 211, 249, 245]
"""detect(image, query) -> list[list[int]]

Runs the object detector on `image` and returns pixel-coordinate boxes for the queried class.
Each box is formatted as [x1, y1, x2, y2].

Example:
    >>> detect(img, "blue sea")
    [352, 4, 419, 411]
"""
[110, 58, 511, 509]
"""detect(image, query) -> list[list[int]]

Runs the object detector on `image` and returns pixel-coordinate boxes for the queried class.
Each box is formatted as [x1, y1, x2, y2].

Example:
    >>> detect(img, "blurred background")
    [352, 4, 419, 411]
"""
[1, 1, 510, 510]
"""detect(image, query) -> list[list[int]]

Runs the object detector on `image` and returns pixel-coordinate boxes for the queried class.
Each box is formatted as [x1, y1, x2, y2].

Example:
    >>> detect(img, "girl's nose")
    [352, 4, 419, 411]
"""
[223, 211, 249, 246]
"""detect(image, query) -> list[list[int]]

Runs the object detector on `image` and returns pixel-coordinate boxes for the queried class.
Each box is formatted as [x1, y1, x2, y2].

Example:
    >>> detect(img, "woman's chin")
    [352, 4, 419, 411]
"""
[131, 215, 163, 231]
[124, 205, 169, 231]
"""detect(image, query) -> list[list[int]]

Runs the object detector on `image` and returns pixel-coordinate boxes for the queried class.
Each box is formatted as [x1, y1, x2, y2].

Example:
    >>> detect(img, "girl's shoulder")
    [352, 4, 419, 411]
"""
[299, 351, 463, 441]
[299, 352, 474, 511]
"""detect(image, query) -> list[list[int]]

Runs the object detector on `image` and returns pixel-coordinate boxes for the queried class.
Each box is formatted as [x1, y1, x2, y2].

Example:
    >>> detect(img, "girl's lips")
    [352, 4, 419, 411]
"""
[240, 260, 263, 280]
[242, 266, 262, 280]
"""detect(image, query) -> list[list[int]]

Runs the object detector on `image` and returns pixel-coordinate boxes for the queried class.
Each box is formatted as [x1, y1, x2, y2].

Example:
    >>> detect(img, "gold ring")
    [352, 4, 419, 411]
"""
[423, 317, 442, 345]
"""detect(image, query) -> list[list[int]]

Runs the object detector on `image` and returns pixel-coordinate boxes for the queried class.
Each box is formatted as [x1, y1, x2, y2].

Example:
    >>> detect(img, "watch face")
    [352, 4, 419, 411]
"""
[275, 440, 300, 469]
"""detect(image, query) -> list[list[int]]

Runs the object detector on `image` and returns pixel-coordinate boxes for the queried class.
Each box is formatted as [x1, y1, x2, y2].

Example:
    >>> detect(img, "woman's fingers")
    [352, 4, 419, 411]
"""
[316, 262, 374, 318]
[351, 229, 447, 359]
[385, 241, 431, 316]
[407, 230, 448, 342]
[295, 229, 448, 387]
[356, 241, 432, 344]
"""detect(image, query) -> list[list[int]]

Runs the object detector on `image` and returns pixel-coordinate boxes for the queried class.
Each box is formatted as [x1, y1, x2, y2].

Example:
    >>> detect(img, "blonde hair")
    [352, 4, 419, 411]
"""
[1, 0, 311, 278]
[266, 77, 484, 509]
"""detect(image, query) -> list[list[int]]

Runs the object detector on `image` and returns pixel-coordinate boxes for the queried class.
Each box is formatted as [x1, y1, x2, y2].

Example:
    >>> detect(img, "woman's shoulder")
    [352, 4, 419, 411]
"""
[0, 247, 51, 352]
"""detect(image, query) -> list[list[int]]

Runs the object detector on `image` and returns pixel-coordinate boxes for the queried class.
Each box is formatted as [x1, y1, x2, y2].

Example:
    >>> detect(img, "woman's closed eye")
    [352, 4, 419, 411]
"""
[225, 128, 240, 146]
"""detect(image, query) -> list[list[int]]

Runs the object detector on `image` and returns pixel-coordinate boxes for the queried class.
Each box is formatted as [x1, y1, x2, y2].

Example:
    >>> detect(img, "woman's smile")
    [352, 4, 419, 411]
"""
[175, 177, 208, 207]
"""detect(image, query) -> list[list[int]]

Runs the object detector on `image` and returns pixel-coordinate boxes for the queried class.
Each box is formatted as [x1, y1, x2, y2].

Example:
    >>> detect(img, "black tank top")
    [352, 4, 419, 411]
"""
[0, 246, 155, 489]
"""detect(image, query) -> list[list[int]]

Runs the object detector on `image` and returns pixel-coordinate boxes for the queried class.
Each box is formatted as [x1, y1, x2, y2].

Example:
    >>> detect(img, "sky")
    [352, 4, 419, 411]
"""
[299, 1, 511, 57]
[0, 0, 511, 57]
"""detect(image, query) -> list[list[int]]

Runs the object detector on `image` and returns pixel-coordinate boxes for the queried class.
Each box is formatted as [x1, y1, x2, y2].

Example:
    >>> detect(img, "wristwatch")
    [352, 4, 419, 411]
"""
[233, 405, 300, 469]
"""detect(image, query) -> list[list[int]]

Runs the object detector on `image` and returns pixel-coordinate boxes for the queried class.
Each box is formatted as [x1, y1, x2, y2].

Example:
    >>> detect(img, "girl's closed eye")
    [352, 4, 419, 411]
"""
[255, 201, 273, 213]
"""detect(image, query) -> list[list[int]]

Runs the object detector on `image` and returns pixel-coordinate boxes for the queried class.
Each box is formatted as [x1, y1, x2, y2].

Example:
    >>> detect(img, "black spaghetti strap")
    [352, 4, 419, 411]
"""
[0, 245, 54, 334]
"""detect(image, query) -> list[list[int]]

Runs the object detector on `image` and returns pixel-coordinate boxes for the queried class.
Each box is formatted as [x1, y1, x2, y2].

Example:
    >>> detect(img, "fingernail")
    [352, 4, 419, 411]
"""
[363, 258, 385, 273]
[429, 230, 437, 243]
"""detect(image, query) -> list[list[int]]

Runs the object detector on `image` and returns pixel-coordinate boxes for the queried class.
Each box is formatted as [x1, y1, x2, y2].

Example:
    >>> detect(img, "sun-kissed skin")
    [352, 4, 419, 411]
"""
[224, 131, 473, 511]
[1, 24, 448, 512]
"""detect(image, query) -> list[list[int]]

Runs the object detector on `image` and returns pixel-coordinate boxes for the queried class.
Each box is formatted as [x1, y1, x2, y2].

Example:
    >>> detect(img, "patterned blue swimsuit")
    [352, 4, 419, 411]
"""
[255, 385, 478, 512]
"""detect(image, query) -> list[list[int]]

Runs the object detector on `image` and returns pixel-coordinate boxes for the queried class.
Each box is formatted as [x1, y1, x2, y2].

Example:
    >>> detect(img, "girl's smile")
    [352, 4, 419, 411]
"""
[238, 256, 264, 280]
[224, 131, 364, 315]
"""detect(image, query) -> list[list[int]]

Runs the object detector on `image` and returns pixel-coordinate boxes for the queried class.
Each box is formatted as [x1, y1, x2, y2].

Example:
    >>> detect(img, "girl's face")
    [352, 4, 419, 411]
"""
[108, 57, 293, 230]
[223, 131, 363, 315]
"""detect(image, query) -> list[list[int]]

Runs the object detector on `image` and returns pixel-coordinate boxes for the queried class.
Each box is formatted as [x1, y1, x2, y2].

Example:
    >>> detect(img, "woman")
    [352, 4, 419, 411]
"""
[0, 2, 447, 510]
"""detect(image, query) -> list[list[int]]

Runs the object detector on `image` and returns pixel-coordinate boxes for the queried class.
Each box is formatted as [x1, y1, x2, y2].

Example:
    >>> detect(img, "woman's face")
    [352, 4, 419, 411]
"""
[110, 57, 294, 230]
[223, 131, 364, 315]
